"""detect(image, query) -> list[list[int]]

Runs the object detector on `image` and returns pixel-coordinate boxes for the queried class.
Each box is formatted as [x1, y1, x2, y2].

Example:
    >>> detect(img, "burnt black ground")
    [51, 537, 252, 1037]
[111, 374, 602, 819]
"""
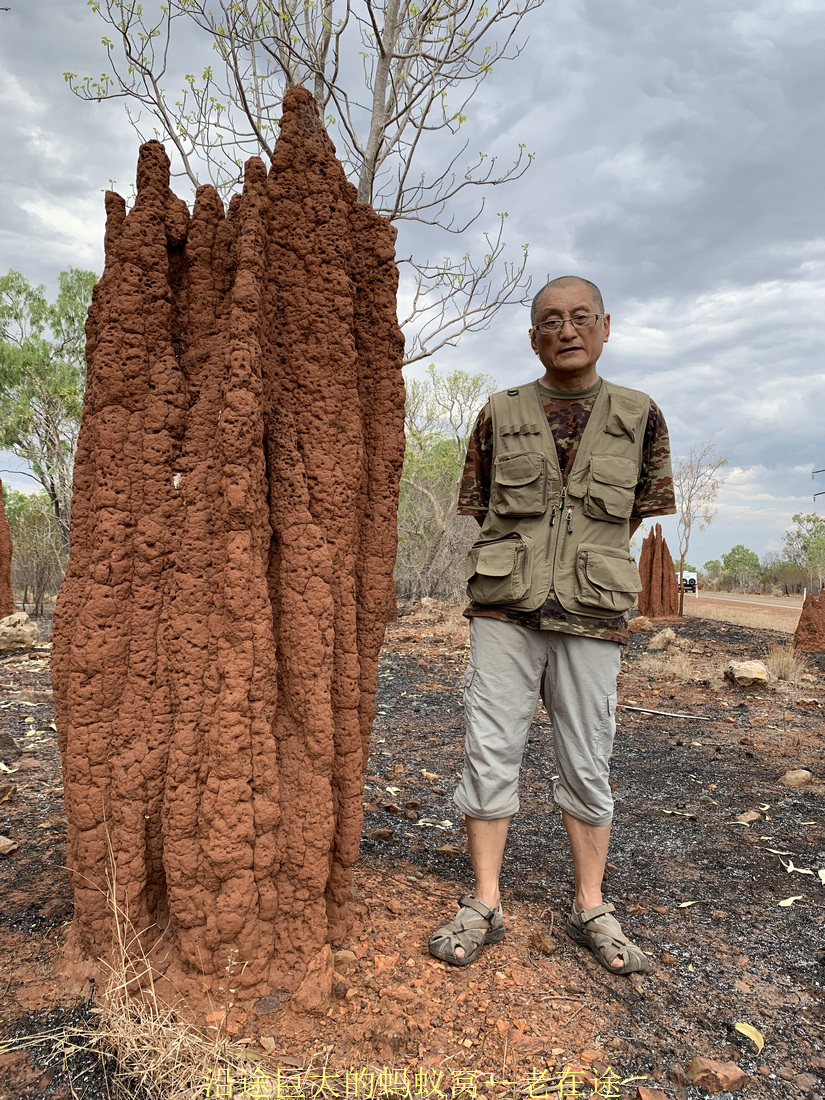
[363, 614, 825, 1097]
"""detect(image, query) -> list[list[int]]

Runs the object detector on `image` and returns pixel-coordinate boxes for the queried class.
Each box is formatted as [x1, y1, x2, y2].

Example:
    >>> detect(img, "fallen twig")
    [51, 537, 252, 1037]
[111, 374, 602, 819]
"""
[618, 705, 711, 721]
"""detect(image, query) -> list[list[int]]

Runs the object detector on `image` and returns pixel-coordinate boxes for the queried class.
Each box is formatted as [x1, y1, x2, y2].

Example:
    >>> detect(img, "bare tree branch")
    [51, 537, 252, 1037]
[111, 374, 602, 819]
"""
[673, 442, 728, 614]
[67, 0, 543, 361]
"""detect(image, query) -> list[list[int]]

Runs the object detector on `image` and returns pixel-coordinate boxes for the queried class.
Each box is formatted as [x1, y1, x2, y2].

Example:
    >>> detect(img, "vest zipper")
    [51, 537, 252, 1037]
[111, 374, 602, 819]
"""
[566, 507, 573, 534]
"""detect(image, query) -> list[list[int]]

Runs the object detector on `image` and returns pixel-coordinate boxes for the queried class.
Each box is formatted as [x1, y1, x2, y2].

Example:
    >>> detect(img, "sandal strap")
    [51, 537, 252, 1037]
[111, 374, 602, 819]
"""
[577, 902, 616, 924]
[457, 894, 498, 923]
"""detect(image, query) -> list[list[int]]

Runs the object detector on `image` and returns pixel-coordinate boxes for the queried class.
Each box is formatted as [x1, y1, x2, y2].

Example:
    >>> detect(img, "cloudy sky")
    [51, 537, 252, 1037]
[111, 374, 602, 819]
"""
[1, 0, 823, 568]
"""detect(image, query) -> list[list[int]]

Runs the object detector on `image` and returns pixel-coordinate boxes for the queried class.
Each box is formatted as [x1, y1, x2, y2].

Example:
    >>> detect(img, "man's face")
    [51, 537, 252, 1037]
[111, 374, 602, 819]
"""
[529, 284, 610, 381]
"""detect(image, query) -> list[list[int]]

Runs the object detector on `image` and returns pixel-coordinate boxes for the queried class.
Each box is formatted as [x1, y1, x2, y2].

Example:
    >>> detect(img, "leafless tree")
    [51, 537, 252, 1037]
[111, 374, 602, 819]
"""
[673, 442, 727, 614]
[66, 0, 544, 362]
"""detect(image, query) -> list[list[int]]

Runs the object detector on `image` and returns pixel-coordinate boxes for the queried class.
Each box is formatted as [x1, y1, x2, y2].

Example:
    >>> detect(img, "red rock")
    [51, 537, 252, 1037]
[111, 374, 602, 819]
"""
[638, 524, 680, 618]
[795, 591, 825, 651]
[684, 1056, 749, 1093]
[52, 87, 405, 1006]
[794, 1073, 818, 1092]
[0, 481, 13, 619]
[637, 1088, 669, 1100]
[628, 615, 655, 633]
[290, 944, 334, 1015]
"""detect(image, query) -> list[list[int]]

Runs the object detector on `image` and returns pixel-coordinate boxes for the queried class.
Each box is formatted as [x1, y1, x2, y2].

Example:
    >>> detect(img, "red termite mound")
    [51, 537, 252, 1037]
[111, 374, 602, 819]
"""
[0, 481, 13, 619]
[638, 523, 680, 618]
[52, 87, 405, 1005]
[794, 592, 825, 652]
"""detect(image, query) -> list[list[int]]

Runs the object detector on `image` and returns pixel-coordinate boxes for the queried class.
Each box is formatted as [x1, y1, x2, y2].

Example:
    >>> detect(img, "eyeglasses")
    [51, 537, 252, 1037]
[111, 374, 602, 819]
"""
[531, 313, 605, 335]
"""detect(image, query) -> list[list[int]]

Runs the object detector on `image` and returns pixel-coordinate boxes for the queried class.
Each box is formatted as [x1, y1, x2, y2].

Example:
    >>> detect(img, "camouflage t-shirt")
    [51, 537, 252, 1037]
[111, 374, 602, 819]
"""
[459, 378, 677, 643]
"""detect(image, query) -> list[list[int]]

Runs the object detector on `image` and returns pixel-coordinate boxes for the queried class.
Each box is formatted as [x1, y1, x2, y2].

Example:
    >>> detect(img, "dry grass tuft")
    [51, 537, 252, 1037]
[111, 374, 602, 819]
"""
[0, 875, 283, 1099]
[640, 648, 696, 681]
[762, 643, 809, 684]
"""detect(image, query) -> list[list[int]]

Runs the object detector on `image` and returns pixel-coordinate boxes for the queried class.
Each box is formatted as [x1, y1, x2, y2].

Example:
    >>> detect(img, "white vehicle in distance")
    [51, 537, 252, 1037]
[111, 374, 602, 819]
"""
[678, 571, 698, 592]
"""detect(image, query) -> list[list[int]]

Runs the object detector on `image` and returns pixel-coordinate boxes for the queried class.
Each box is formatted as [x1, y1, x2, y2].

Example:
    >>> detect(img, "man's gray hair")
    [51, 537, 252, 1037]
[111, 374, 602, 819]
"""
[530, 276, 605, 325]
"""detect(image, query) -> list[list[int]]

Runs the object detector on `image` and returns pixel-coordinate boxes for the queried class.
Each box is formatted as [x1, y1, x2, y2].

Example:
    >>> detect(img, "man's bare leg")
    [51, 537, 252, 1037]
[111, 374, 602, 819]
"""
[450, 815, 511, 960]
[561, 809, 624, 969]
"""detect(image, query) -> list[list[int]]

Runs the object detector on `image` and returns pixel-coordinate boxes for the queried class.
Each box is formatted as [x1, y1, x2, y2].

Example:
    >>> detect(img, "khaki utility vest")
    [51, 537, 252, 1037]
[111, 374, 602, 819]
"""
[463, 379, 650, 617]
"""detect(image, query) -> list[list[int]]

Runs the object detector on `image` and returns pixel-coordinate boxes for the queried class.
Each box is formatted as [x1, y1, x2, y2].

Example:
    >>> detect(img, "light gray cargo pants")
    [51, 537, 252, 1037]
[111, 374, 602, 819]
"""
[453, 616, 621, 827]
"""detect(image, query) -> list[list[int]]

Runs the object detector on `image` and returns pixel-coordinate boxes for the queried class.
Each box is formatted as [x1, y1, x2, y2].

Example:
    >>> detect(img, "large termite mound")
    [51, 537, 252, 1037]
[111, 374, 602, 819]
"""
[794, 591, 825, 652]
[638, 523, 679, 618]
[52, 87, 405, 1004]
[0, 480, 13, 619]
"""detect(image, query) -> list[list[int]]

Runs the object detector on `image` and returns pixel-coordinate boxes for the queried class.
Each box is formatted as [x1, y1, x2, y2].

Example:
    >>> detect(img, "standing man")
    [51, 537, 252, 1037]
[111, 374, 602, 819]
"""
[428, 276, 676, 975]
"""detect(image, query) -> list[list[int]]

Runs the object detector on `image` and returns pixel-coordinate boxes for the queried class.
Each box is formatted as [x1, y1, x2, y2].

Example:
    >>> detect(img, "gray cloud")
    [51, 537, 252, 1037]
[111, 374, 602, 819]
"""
[1, 0, 823, 563]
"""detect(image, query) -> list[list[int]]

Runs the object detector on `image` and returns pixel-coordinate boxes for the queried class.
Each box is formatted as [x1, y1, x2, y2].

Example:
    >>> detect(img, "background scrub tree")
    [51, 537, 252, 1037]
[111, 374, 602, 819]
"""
[2, 487, 67, 617]
[783, 512, 825, 593]
[722, 544, 760, 592]
[397, 364, 496, 603]
[66, 0, 545, 363]
[0, 268, 97, 554]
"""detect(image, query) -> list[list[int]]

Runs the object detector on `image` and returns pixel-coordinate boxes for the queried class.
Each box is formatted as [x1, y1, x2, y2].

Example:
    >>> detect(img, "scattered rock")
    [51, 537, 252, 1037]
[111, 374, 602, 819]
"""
[366, 828, 395, 841]
[14, 689, 54, 704]
[684, 1056, 749, 1094]
[529, 929, 557, 956]
[386, 899, 404, 915]
[724, 660, 769, 687]
[0, 731, 20, 761]
[779, 768, 813, 788]
[0, 783, 15, 803]
[333, 949, 357, 966]
[290, 944, 334, 1016]
[737, 811, 761, 824]
[373, 953, 399, 973]
[435, 844, 461, 856]
[647, 627, 677, 652]
[0, 835, 19, 856]
[253, 995, 284, 1017]
[628, 615, 655, 633]
[797, 697, 820, 708]
[794, 1073, 818, 1093]
[794, 591, 825, 652]
[660, 952, 679, 967]
[637, 1089, 669, 1100]
[0, 612, 39, 653]
[12, 758, 40, 772]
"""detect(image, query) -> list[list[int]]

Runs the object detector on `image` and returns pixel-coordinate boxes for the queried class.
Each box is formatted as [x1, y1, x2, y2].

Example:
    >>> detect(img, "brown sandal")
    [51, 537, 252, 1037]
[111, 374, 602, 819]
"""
[428, 895, 505, 967]
[565, 902, 650, 975]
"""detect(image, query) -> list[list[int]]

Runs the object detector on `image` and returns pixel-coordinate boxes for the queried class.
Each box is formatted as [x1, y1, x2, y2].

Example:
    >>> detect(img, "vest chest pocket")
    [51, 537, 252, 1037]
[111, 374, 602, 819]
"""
[582, 455, 638, 523]
[575, 544, 642, 613]
[464, 534, 529, 605]
[491, 452, 548, 517]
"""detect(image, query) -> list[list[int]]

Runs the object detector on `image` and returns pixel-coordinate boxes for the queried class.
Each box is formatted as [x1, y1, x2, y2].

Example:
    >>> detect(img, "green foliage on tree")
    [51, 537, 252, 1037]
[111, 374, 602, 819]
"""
[783, 512, 825, 591]
[721, 544, 760, 590]
[2, 487, 67, 617]
[396, 364, 496, 604]
[0, 268, 97, 553]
